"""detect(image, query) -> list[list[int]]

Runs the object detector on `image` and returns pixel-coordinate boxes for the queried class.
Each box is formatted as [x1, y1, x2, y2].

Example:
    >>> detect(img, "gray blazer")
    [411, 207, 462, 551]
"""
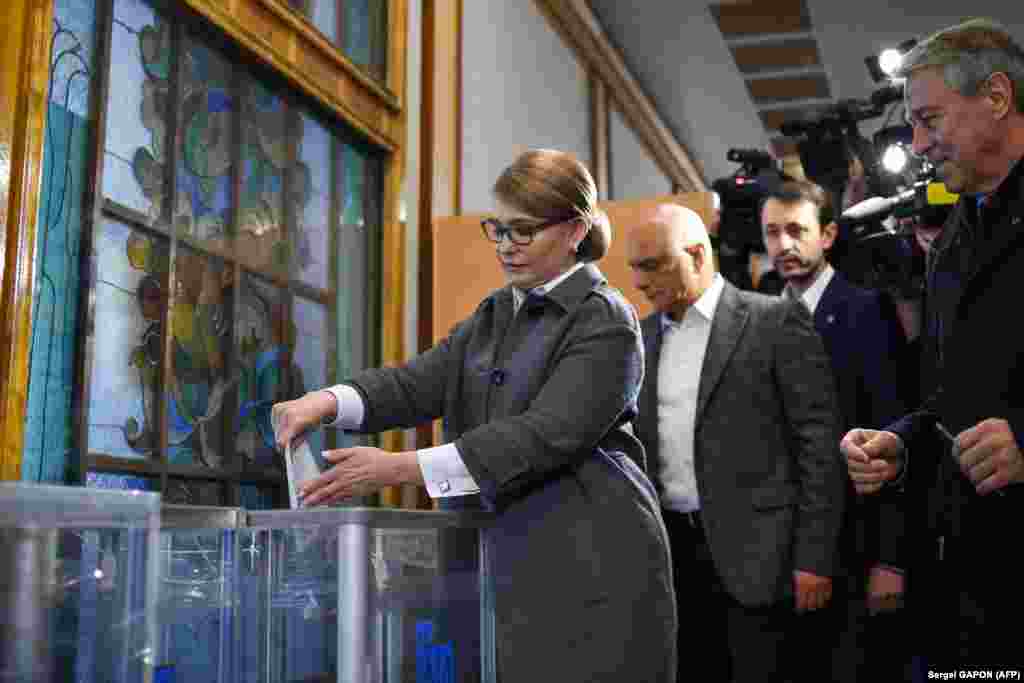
[635, 281, 845, 608]
[346, 264, 677, 682]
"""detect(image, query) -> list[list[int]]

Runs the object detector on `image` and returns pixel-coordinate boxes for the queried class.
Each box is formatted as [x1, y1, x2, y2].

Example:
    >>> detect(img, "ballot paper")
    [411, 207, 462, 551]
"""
[272, 411, 323, 509]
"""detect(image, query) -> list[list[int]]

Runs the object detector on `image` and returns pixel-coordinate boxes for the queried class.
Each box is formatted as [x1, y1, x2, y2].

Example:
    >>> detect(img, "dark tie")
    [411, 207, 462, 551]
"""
[784, 285, 809, 313]
[521, 291, 548, 316]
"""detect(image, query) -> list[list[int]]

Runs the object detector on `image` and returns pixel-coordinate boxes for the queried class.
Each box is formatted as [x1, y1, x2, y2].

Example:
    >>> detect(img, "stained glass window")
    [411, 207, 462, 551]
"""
[289, 0, 388, 82]
[28, 0, 385, 507]
[88, 219, 167, 460]
[25, 0, 99, 483]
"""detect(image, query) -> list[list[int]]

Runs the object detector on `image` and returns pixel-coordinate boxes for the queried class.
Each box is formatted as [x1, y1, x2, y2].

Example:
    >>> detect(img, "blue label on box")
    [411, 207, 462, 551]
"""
[416, 620, 455, 683]
[154, 664, 175, 682]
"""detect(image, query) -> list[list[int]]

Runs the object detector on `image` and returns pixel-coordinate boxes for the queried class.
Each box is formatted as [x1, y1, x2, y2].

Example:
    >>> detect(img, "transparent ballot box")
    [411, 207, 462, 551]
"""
[0, 482, 161, 683]
[245, 507, 495, 683]
[158, 506, 246, 683]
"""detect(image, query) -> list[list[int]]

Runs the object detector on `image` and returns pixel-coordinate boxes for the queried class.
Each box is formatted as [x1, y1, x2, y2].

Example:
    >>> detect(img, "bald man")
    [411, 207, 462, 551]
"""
[626, 204, 845, 683]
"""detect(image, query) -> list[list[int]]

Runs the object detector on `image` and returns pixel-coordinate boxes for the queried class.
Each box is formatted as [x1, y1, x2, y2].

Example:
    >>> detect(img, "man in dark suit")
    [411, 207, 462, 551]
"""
[844, 17, 1024, 665]
[625, 204, 845, 683]
[761, 180, 913, 681]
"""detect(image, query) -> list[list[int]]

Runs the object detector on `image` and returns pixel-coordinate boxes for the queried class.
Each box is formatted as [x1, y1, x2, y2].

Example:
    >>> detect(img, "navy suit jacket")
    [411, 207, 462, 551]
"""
[806, 272, 912, 577]
[811, 272, 910, 434]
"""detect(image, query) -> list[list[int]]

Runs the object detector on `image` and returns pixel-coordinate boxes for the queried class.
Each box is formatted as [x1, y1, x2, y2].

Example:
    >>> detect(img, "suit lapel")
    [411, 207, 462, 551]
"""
[490, 288, 516, 354]
[696, 284, 749, 428]
[641, 315, 663, 436]
[813, 274, 842, 336]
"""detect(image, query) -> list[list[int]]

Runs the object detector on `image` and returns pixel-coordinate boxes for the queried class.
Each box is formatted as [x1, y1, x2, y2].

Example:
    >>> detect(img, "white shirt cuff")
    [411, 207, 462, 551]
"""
[320, 385, 365, 430]
[417, 443, 480, 498]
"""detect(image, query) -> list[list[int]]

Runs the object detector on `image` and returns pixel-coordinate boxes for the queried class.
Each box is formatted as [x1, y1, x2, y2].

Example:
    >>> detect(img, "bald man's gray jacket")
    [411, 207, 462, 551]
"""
[635, 281, 845, 608]
[343, 263, 677, 682]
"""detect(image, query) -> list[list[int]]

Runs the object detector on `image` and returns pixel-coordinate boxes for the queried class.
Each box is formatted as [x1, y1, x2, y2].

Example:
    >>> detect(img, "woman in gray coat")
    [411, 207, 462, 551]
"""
[274, 149, 677, 682]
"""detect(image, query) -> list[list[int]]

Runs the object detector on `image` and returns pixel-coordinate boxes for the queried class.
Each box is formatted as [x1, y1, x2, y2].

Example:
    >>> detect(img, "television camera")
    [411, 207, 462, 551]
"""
[711, 148, 789, 289]
[834, 176, 958, 295]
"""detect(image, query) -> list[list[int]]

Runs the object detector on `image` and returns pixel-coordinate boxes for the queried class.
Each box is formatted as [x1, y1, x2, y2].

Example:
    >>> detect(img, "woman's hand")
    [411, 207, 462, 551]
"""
[298, 447, 423, 506]
[272, 391, 337, 451]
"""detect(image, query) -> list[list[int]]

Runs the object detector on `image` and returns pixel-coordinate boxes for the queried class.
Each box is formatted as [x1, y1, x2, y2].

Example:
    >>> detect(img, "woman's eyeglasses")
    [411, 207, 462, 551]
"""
[480, 216, 574, 246]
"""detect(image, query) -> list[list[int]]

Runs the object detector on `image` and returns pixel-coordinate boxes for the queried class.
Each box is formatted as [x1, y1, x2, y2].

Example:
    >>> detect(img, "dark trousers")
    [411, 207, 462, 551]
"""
[785, 569, 865, 683]
[662, 508, 794, 683]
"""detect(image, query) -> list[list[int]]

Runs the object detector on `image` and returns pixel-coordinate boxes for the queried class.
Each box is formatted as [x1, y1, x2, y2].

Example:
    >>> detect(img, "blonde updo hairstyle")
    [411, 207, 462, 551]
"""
[492, 149, 611, 262]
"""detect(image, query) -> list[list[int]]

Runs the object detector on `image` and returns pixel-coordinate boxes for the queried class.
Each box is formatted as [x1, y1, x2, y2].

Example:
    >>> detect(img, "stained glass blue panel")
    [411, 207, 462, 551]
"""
[288, 0, 385, 80]
[85, 471, 159, 491]
[103, 0, 167, 221]
[235, 275, 289, 474]
[296, 113, 331, 290]
[50, 0, 97, 118]
[336, 143, 370, 384]
[165, 248, 234, 469]
[292, 295, 329, 460]
[25, 0, 98, 483]
[293, 296, 328, 393]
[88, 219, 168, 460]
[240, 484, 279, 510]
[345, 0, 373, 67]
[175, 35, 235, 249]
[307, 0, 338, 45]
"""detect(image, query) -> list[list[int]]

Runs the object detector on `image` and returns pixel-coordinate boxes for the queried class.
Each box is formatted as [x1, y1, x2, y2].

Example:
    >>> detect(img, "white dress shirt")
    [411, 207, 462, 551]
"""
[657, 274, 725, 513]
[786, 263, 834, 315]
[323, 261, 587, 498]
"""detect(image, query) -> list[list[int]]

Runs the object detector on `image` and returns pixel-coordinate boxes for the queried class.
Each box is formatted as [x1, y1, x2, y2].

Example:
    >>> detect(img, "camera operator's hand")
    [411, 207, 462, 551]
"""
[841, 428, 905, 495]
[956, 418, 1024, 495]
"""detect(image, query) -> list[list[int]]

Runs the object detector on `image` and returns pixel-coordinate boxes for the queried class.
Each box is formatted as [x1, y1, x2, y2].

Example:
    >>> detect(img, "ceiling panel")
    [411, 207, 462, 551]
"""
[747, 74, 831, 102]
[711, 0, 812, 36]
[731, 40, 823, 73]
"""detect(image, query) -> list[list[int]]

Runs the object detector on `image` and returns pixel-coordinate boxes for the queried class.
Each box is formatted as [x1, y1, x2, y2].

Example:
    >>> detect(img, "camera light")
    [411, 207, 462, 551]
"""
[878, 48, 903, 77]
[882, 145, 909, 174]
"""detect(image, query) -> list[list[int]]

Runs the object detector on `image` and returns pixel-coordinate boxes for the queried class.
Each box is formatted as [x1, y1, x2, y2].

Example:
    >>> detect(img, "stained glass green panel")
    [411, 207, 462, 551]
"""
[237, 79, 291, 277]
[165, 247, 234, 469]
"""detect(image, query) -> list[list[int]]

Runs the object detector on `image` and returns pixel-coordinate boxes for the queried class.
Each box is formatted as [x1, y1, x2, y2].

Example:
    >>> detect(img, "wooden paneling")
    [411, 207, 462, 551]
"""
[711, 0, 810, 37]
[377, 151, 407, 507]
[432, 193, 716, 344]
[183, 0, 404, 151]
[732, 39, 822, 73]
[589, 73, 610, 201]
[0, 0, 52, 480]
[374, 0, 409, 508]
[414, 0, 462, 461]
[747, 74, 830, 103]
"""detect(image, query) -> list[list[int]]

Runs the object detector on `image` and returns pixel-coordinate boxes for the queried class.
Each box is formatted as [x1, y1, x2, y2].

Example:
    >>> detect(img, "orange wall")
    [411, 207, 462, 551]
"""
[432, 191, 715, 341]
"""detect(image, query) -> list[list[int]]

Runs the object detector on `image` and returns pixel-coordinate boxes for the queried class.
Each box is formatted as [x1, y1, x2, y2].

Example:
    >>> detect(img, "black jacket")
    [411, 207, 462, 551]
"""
[885, 156, 1024, 640]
